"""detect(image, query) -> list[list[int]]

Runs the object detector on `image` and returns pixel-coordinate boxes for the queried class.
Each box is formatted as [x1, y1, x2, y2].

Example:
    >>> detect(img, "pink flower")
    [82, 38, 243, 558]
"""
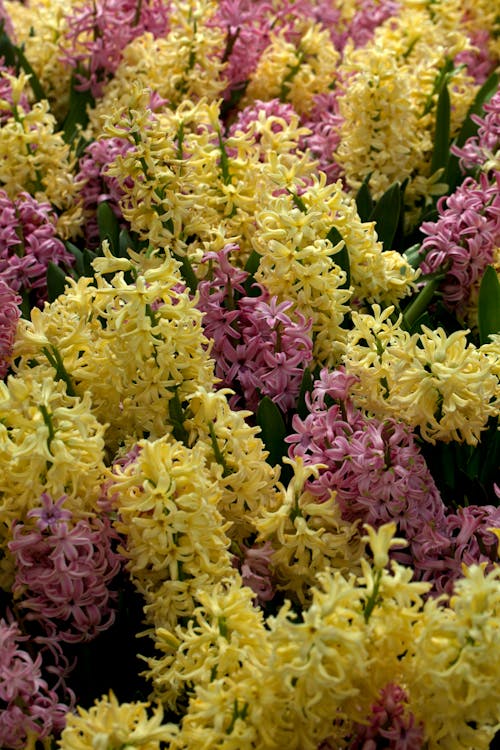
[452, 88, 500, 172]
[455, 27, 497, 86]
[197, 247, 313, 412]
[0, 191, 74, 304]
[236, 541, 276, 605]
[75, 137, 133, 247]
[287, 368, 447, 567]
[0, 278, 20, 379]
[419, 172, 500, 308]
[415, 505, 500, 595]
[350, 683, 425, 750]
[300, 91, 344, 184]
[0, 615, 68, 749]
[59, 0, 171, 98]
[9, 495, 123, 644]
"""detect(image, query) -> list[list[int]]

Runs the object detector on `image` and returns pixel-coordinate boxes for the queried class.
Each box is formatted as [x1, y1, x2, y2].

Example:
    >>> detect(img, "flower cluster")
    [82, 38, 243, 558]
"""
[0, 0, 497, 748]
[9, 493, 123, 644]
[197, 245, 313, 411]
[0, 615, 68, 749]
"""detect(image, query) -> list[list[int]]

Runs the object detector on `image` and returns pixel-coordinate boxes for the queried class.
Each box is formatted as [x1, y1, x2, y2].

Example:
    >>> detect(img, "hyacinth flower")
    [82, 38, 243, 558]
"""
[0, 614, 68, 750]
[419, 172, 500, 311]
[75, 136, 134, 248]
[9, 493, 123, 645]
[452, 87, 500, 174]
[413, 504, 500, 596]
[347, 683, 425, 750]
[197, 245, 313, 412]
[0, 278, 20, 378]
[286, 367, 448, 570]
[0, 190, 74, 305]
[59, 0, 171, 98]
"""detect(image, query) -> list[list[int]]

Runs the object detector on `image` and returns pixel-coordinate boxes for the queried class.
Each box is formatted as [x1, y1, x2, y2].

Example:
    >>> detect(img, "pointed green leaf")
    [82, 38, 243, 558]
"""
[327, 226, 350, 288]
[478, 265, 500, 345]
[369, 183, 401, 251]
[243, 249, 261, 296]
[402, 276, 442, 331]
[297, 367, 313, 420]
[62, 74, 94, 144]
[173, 252, 197, 295]
[431, 84, 450, 175]
[355, 174, 374, 222]
[118, 228, 134, 258]
[256, 396, 287, 467]
[46, 262, 67, 302]
[97, 201, 120, 254]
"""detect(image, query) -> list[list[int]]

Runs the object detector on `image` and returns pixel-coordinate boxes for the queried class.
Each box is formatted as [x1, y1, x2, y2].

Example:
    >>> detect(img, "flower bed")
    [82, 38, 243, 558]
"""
[0, 0, 499, 748]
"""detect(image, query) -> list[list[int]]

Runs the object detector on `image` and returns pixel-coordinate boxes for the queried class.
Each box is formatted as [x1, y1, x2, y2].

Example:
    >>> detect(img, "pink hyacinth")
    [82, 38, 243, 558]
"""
[287, 368, 447, 565]
[234, 540, 275, 605]
[0, 615, 68, 749]
[414, 504, 500, 595]
[300, 91, 344, 184]
[0, 278, 20, 378]
[419, 172, 500, 308]
[452, 88, 500, 173]
[59, 0, 171, 98]
[9, 494, 123, 644]
[0, 191, 74, 304]
[75, 137, 134, 247]
[350, 683, 425, 750]
[455, 28, 497, 85]
[197, 246, 313, 412]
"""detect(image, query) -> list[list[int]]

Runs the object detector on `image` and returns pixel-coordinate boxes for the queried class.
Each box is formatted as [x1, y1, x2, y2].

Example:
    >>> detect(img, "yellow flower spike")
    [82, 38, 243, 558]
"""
[362, 522, 408, 570]
[58, 691, 178, 750]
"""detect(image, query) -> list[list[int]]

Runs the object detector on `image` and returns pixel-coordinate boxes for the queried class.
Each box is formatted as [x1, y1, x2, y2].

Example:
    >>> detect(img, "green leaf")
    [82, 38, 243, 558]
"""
[243, 250, 261, 297]
[431, 84, 450, 176]
[118, 228, 134, 258]
[403, 243, 422, 270]
[256, 396, 287, 467]
[402, 276, 442, 331]
[173, 252, 197, 295]
[326, 226, 350, 288]
[97, 201, 120, 254]
[168, 387, 190, 446]
[297, 367, 313, 420]
[478, 265, 500, 345]
[46, 262, 67, 302]
[62, 74, 94, 144]
[0, 21, 46, 101]
[369, 183, 401, 251]
[355, 174, 374, 222]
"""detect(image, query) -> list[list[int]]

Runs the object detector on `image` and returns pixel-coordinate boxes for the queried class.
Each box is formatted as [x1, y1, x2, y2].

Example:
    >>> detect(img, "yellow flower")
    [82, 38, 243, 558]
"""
[14, 247, 216, 453]
[245, 23, 339, 115]
[145, 577, 269, 711]
[0, 366, 107, 588]
[108, 436, 234, 632]
[255, 457, 363, 606]
[58, 691, 178, 750]
[410, 564, 500, 749]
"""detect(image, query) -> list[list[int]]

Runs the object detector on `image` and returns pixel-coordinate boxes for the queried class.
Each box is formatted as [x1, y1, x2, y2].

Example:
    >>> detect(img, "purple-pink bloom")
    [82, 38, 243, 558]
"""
[287, 368, 447, 567]
[0, 191, 74, 304]
[9, 495, 123, 644]
[414, 504, 500, 595]
[197, 246, 313, 412]
[300, 91, 344, 184]
[75, 137, 133, 247]
[455, 27, 497, 85]
[419, 172, 500, 308]
[236, 540, 275, 605]
[452, 88, 500, 172]
[350, 683, 425, 750]
[0, 615, 68, 749]
[0, 278, 20, 379]
[59, 0, 171, 98]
